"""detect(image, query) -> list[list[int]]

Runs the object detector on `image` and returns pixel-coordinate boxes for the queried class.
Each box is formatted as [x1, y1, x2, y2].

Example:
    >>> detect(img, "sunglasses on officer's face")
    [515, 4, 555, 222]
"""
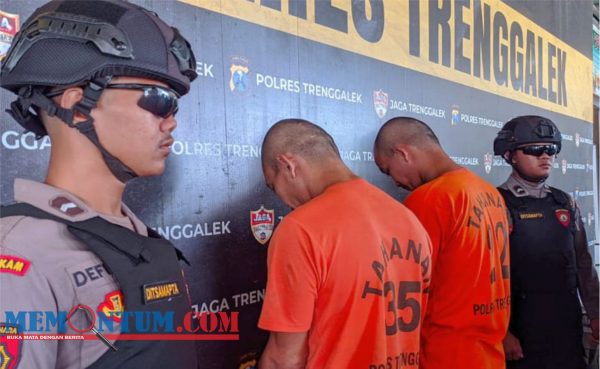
[105, 83, 179, 118]
[518, 144, 559, 157]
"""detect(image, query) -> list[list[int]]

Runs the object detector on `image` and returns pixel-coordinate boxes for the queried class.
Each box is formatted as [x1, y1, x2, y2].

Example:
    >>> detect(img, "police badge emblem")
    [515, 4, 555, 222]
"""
[238, 352, 258, 369]
[484, 152, 493, 174]
[451, 105, 460, 125]
[372, 90, 388, 119]
[0, 11, 19, 61]
[561, 159, 567, 174]
[555, 209, 570, 228]
[229, 56, 249, 93]
[97, 291, 125, 322]
[575, 132, 580, 147]
[0, 323, 21, 369]
[250, 206, 275, 245]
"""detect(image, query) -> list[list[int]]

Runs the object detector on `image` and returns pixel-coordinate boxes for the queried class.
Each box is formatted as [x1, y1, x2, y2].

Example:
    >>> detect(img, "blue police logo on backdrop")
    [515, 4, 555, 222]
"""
[250, 206, 274, 245]
[229, 56, 250, 94]
[451, 105, 460, 125]
[373, 90, 388, 119]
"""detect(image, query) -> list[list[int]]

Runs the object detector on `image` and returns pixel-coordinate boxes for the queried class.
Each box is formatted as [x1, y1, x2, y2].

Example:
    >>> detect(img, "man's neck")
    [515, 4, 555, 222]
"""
[310, 161, 358, 198]
[421, 150, 462, 185]
[45, 161, 126, 217]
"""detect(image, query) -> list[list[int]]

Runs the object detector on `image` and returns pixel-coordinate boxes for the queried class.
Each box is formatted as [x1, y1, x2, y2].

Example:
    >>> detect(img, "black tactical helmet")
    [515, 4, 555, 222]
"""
[1, 0, 196, 96]
[493, 115, 562, 156]
[0, 0, 197, 182]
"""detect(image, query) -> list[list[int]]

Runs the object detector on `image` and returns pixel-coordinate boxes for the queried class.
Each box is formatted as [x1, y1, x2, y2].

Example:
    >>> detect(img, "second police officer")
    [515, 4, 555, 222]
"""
[494, 115, 599, 369]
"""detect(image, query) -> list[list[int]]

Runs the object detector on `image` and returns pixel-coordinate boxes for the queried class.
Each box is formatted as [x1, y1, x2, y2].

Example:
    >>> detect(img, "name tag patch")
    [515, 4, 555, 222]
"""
[518, 212, 544, 220]
[143, 281, 181, 304]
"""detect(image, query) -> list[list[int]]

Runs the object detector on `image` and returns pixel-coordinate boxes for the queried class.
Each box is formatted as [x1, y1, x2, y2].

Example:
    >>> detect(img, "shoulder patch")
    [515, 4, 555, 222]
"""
[0, 255, 30, 276]
[0, 323, 22, 369]
[555, 209, 571, 228]
[49, 196, 85, 217]
[512, 185, 527, 196]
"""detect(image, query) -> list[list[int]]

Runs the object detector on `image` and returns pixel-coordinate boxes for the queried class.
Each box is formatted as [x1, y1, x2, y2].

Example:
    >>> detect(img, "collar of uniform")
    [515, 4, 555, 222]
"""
[13, 178, 147, 235]
[499, 173, 551, 198]
[112, 204, 148, 236]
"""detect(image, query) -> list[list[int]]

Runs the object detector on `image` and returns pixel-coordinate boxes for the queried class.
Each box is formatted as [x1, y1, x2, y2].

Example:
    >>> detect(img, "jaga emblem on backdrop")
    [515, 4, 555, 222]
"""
[484, 152, 493, 174]
[250, 206, 275, 245]
[373, 90, 388, 119]
[575, 132, 580, 147]
[0, 10, 19, 60]
[561, 159, 567, 174]
[450, 105, 460, 125]
[229, 56, 250, 93]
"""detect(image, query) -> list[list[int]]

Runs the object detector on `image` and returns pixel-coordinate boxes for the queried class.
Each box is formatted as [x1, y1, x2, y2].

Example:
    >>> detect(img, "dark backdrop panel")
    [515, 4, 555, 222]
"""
[0, 1, 596, 368]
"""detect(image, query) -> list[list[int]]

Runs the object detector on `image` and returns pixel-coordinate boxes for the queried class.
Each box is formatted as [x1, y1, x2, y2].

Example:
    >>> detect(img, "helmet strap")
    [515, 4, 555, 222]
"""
[6, 93, 48, 138]
[71, 77, 138, 183]
[11, 77, 138, 183]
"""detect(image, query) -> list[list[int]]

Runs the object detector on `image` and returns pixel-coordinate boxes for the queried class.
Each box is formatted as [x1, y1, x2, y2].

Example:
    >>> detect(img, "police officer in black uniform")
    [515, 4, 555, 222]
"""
[0, 1, 199, 368]
[493, 115, 599, 369]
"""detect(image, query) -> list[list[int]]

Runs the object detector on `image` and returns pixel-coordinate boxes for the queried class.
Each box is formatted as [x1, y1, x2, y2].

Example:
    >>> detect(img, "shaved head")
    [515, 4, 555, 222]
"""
[262, 119, 340, 170]
[374, 116, 440, 155]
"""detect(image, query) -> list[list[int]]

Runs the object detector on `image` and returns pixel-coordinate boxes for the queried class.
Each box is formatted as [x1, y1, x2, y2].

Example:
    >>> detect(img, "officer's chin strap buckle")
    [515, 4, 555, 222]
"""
[6, 86, 49, 138]
[72, 77, 111, 134]
[6, 100, 48, 138]
[8, 84, 79, 137]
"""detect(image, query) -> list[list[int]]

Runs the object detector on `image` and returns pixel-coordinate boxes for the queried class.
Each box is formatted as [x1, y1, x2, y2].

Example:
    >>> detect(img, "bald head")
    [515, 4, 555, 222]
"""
[374, 116, 440, 155]
[262, 119, 340, 170]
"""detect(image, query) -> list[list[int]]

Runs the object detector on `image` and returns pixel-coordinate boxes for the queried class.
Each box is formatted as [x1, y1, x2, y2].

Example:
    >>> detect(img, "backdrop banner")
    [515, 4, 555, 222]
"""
[0, 1, 596, 367]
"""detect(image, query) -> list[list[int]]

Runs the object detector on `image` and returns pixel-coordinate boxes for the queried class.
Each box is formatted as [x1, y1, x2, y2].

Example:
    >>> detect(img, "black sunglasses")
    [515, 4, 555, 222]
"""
[518, 144, 558, 157]
[106, 83, 180, 118]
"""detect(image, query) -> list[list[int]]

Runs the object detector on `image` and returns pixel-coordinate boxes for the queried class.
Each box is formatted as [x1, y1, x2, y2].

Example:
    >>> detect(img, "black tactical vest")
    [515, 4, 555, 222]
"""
[499, 187, 577, 295]
[499, 187, 584, 368]
[1, 203, 198, 369]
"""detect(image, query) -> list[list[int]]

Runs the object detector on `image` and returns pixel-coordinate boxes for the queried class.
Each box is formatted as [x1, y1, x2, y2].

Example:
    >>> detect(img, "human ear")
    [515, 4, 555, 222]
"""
[57, 87, 87, 123]
[276, 153, 298, 178]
